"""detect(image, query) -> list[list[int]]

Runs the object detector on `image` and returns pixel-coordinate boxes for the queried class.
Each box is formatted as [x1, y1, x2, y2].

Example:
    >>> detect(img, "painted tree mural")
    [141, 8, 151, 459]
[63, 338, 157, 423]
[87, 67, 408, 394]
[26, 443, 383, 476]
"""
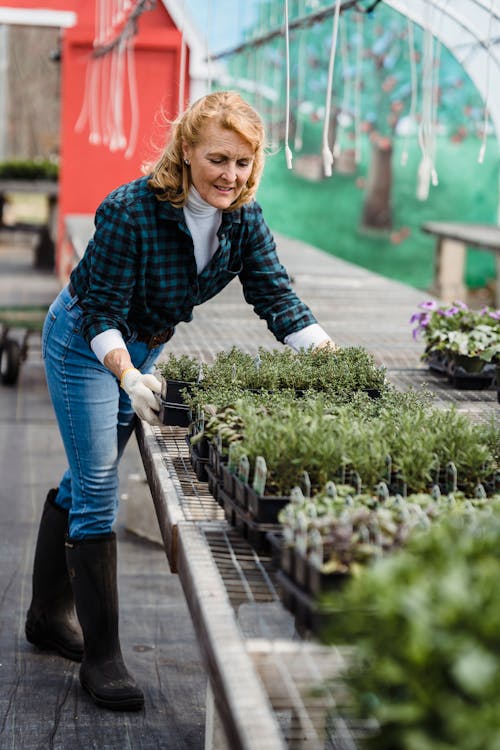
[219, 1, 487, 231]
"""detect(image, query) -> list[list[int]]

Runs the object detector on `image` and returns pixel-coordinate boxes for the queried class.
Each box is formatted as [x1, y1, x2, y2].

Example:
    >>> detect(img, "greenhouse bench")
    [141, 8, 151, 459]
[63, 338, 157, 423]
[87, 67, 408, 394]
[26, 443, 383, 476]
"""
[422, 220, 500, 305]
[135, 420, 353, 750]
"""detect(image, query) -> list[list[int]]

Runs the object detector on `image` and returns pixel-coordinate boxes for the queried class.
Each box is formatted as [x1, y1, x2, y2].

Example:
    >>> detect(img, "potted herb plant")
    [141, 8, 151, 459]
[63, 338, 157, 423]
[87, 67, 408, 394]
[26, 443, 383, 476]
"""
[155, 354, 203, 427]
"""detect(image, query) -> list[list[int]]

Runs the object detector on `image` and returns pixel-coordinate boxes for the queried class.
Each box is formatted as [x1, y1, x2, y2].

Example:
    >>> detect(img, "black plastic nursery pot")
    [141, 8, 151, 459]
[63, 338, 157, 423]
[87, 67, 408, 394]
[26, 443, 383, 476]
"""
[159, 399, 191, 427]
[160, 377, 194, 401]
[275, 570, 334, 636]
[448, 354, 495, 390]
[425, 350, 496, 390]
[219, 487, 280, 555]
[208, 442, 225, 480]
[293, 549, 350, 597]
[159, 378, 193, 427]
[246, 486, 290, 524]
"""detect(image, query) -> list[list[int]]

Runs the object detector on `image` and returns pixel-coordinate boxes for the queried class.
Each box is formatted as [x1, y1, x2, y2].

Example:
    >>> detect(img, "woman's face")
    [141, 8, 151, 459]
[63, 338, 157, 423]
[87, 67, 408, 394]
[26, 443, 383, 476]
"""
[183, 121, 255, 209]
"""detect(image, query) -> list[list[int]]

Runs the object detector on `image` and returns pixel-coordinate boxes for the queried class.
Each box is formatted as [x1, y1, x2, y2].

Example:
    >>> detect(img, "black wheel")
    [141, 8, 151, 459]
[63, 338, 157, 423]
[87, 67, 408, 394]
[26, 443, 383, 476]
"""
[0, 338, 21, 385]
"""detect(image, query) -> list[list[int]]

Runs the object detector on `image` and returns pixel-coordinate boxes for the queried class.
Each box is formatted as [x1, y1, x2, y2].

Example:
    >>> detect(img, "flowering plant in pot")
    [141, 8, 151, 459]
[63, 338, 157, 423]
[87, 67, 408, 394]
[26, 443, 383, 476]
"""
[410, 300, 500, 386]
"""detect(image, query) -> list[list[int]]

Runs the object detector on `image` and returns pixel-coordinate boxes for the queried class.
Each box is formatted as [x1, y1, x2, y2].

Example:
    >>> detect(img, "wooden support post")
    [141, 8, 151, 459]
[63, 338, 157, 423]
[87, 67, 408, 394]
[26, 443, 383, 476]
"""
[433, 237, 467, 302]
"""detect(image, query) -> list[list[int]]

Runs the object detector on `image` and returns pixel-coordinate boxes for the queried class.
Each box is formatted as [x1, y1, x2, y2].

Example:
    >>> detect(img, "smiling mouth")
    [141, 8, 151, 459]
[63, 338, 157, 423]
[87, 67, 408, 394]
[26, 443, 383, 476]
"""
[215, 185, 233, 192]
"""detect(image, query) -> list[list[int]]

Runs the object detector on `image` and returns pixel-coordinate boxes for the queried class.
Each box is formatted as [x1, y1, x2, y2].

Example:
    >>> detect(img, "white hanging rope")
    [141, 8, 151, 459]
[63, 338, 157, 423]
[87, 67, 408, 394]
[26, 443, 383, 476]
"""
[353, 11, 363, 165]
[322, 0, 342, 177]
[478, 0, 494, 164]
[400, 17, 417, 167]
[284, 0, 293, 168]
[124, 38, 139, 158]
[177, 0, 187, 115]
[75, 0, 153, 158]
[294, 0, 306, 151]
[335, 18, 352, 160]
[417, 16, 438, 200]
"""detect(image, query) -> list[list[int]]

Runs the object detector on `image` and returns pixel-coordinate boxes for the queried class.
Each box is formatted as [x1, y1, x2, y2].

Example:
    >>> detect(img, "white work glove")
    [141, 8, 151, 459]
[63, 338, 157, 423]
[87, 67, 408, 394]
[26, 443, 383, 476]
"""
[120, 368, 162, 425]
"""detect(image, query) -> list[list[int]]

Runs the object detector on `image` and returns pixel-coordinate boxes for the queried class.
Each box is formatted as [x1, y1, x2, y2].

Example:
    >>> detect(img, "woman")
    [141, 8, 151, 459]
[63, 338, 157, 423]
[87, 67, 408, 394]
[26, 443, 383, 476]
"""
[25, 91, 334, 711]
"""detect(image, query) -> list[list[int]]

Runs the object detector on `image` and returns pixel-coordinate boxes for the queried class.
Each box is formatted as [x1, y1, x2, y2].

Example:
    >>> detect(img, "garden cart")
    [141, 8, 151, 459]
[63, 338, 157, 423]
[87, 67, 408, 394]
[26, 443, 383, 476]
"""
[0, 305, 47, 385]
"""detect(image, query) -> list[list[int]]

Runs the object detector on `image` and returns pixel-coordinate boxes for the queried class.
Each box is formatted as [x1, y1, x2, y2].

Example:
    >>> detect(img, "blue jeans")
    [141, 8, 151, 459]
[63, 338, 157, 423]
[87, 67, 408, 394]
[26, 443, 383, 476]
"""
[42, 285, 163, 539]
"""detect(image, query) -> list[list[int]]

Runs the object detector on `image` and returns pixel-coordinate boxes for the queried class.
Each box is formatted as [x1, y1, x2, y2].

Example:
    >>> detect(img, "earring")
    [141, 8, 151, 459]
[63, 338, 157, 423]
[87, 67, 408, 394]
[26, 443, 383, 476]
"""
[184, 159, 190, 166]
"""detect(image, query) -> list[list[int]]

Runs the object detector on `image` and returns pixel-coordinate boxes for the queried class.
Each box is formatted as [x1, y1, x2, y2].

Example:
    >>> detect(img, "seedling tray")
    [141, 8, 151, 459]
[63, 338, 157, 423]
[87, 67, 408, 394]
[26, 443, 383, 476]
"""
[276, 570, 334, 637]
[159, 399, 191, 427]
[205, 465, 221, 505]
[219, 488, 280, 555]
[293, 549, 350, 597]
[246, 486, 290, 523]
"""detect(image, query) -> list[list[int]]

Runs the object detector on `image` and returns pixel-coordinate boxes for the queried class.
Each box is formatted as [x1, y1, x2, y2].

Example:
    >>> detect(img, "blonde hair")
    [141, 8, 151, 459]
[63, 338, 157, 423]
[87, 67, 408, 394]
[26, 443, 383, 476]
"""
[147, 91, 266, 211]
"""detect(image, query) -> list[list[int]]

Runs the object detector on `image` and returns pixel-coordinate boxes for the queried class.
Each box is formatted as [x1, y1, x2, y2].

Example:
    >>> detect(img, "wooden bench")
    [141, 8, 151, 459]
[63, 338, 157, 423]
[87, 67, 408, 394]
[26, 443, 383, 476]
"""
[0, 178, 59, 269]
[422, 221, 500, 306]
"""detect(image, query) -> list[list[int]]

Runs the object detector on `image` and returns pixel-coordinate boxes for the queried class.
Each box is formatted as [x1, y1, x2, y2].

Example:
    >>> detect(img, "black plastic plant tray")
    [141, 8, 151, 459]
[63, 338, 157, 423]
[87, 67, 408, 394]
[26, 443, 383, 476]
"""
[208, 443, 226, 480]
[159, 399, 191, 427]
[448, 370, 494, 390]
[265, 531, 284, 569]
[293, 549, 350, 597]
[205, 465, 221, 505]
[220, 464, 235, 497]
[246, 486, 290, 523]
[160, 378, 194, 401]
[185, 436, 209, 482]
[219, 489, 280, 555]
[276, 570, 333, 637]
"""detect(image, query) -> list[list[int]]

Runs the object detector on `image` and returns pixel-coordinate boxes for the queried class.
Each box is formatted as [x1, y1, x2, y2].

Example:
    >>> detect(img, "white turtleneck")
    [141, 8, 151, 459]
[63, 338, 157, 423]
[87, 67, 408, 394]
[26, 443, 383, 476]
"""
[183, 186, 222, 273]
[90, 187, 330, 363]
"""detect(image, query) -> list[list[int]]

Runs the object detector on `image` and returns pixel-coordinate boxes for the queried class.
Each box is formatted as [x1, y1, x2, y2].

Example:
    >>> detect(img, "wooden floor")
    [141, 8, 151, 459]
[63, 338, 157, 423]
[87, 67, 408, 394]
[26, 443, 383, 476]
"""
[0, 235, 206, 749]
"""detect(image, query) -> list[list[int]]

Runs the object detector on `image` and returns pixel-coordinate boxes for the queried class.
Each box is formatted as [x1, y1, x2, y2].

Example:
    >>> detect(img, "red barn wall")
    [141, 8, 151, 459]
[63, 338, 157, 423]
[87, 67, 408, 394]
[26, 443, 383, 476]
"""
[57, 1, 188, 278]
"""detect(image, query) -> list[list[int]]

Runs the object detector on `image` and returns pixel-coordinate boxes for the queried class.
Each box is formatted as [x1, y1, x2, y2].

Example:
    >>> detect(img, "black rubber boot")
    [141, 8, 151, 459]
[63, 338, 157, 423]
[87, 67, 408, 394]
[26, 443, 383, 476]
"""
[65, 533, 144, 712]
[25, 489, 84, 662]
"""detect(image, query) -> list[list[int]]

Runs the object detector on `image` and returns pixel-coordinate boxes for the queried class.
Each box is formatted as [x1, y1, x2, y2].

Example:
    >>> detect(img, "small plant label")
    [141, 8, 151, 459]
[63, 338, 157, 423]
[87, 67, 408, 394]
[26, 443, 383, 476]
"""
[290, 486, 305, 504]
[301, 471, 311, 498]
[308, 528, 323, 569]
[238, 455, 250, 484]
[325, 481, 337, 498]
[252, 456, 267, 495]
[446, 461, 458, 493]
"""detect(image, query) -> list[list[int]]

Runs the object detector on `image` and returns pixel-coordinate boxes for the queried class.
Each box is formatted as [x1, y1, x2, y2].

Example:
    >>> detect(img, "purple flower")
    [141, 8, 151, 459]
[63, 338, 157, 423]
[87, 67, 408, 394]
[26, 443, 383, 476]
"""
[488, 310, 500, 321]
[418, 300, 438, 311]
[453, 300, 469, 310]
[442, 306, 461, 317]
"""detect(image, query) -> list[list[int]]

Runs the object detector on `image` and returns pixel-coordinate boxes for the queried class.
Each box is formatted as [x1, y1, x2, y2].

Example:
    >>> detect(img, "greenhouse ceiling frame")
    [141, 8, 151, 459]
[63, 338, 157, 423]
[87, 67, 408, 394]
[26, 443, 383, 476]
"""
[213, 0, 500, 145]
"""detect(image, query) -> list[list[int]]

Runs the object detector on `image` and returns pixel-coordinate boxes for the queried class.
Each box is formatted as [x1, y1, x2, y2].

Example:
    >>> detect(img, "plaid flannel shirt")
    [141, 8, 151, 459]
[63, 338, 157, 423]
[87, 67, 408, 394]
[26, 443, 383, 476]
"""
[70, 176, 317, 346]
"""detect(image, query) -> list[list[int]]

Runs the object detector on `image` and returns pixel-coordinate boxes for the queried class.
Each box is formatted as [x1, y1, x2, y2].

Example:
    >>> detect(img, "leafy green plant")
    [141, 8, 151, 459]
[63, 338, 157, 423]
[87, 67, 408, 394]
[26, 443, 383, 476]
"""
[189, 345, 387, 394]
[0, 159, 58, 181]
[323, 510, 500, 750]
[156, 353, 203, 383]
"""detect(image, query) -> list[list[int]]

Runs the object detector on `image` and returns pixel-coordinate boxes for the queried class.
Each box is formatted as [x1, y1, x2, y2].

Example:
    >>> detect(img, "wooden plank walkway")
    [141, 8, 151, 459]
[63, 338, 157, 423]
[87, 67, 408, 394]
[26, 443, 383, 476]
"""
[0, 235, 206, 749]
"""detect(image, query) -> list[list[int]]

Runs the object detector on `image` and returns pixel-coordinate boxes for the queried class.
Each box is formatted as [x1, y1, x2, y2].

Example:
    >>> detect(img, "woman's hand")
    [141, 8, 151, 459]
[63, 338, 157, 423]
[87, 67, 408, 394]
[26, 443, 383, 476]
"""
[120, 368, 162, 425]
[314, 338, 339, 353]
